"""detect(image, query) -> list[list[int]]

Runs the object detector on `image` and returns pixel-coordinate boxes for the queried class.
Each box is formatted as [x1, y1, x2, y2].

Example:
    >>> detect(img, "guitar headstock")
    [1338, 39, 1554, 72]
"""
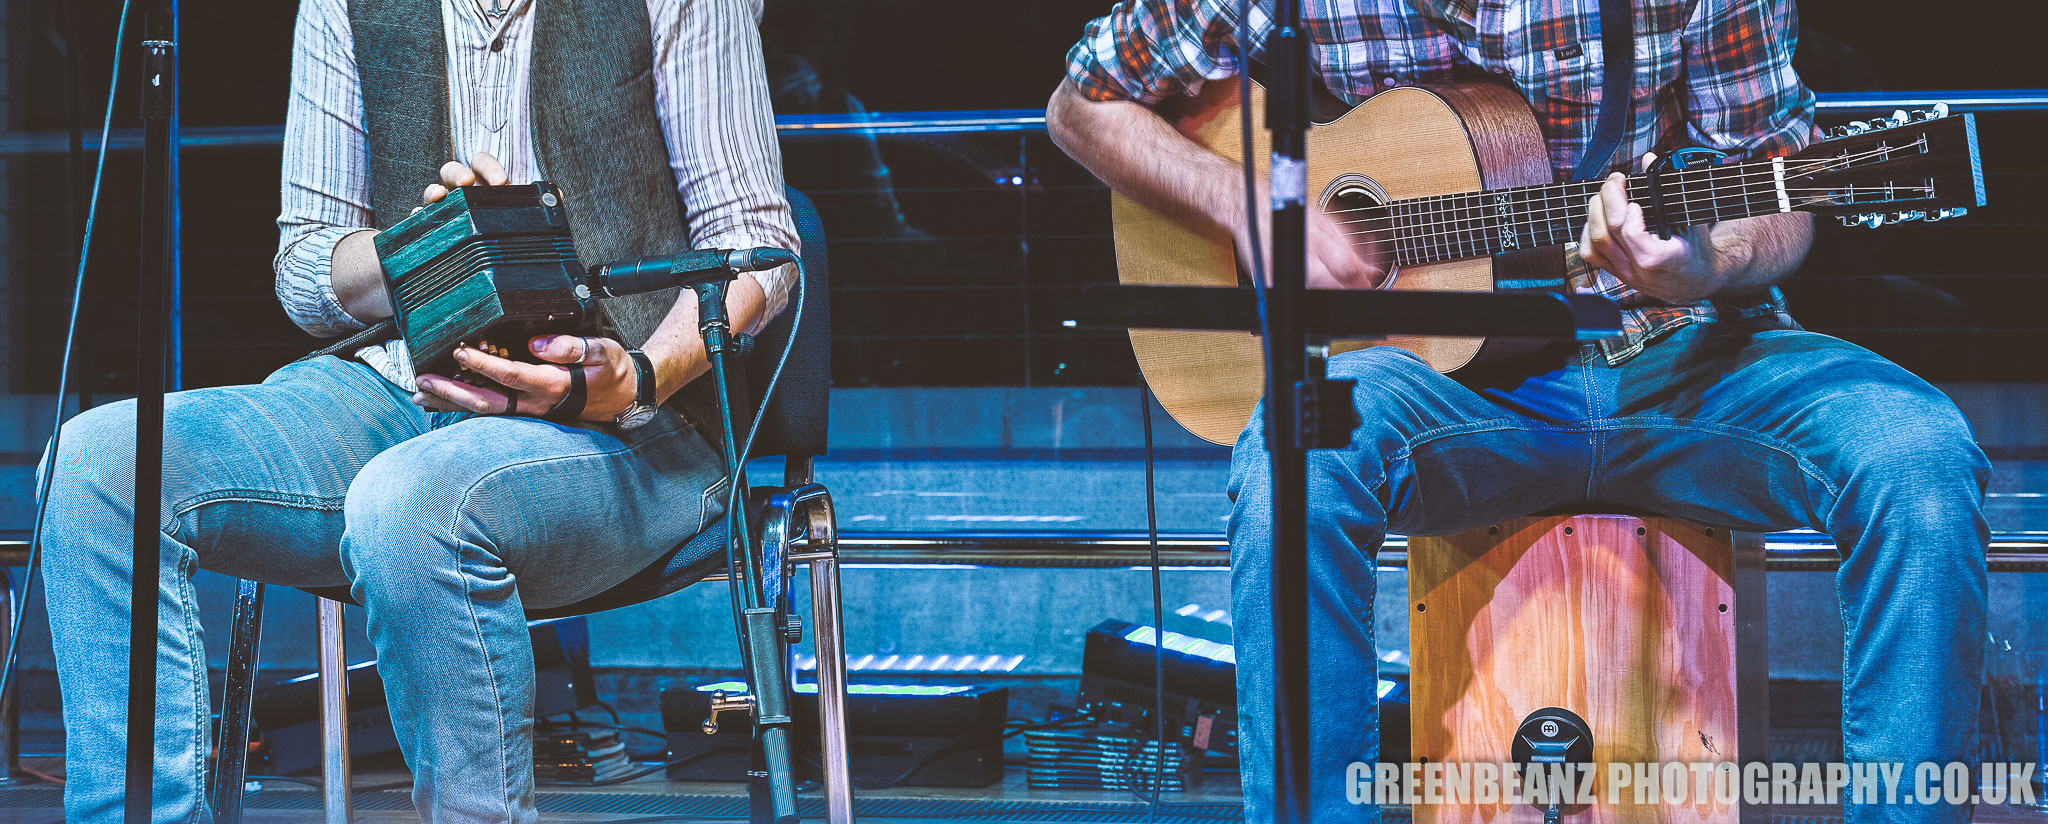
[1784, 104, 1985, 228]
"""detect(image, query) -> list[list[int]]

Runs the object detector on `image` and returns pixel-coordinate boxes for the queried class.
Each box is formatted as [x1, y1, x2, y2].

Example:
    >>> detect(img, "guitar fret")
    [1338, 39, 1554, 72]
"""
[1450, 194, 1462, 260]
[1430, 194, 1442, 262]
[1707, 166, 1728, 223]
[1466, 192, 1480, 258]
[1422, 195, 1438, 263]
[1452, 193, 1467, 259]
[1396, 199, 1411, 266]
[1465, 192, 1479, 258]
[1448, 194, 1461, 259]
[1392, 199, 1408, 267]
[1441, 194, 1455, 261]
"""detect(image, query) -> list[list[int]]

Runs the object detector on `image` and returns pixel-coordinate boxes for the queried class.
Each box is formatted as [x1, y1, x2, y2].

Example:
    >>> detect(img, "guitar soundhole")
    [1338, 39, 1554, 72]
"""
[1321, 175, 1399, 289]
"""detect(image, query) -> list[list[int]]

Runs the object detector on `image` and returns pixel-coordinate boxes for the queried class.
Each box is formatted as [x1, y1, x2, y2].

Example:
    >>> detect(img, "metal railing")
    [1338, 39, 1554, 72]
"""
[16, 530, 2040, 572]
[1, 89, 2043, 156]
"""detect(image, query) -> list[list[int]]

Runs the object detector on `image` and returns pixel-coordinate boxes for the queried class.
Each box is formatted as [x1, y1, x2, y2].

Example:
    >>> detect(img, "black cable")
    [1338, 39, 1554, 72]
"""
[1240, 0, 1272, 345]
[0, 0, 134, 707]
[717, 258, 805, 685]
[1139, 385, 1167, 820]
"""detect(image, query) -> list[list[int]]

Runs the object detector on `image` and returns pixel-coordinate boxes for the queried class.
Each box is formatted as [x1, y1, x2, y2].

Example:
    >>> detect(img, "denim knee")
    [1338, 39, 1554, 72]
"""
[339, 441, 507, 609]
[1824, 386, 1988, 515]
[40, 400, 155, 543]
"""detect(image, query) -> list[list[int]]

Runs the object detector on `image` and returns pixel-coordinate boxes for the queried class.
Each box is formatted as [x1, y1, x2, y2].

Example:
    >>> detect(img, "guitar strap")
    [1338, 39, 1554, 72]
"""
[1570, 0, 1637, 181]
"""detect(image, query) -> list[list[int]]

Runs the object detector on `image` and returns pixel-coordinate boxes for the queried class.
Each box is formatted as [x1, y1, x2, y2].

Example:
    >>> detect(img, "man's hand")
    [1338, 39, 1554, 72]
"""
[414, 335, 640, 422]
[1046, 79, 1385, 291]
[423, 152, 510, 206]
[1579, 169, 1719, 303]
[1231, 182, 1387, 290]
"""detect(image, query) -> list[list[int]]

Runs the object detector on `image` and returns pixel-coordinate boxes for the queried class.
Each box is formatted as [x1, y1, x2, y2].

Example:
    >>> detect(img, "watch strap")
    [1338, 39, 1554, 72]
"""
[625, 349, 657, 407]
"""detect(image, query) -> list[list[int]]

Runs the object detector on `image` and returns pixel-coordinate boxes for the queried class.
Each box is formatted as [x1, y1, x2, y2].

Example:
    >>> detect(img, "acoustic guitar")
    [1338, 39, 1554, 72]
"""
[1110, 79, 1985, 444]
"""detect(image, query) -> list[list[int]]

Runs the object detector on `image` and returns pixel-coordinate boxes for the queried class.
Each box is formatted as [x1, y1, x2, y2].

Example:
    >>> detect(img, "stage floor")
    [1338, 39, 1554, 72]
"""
[2, 760, 2044, 824]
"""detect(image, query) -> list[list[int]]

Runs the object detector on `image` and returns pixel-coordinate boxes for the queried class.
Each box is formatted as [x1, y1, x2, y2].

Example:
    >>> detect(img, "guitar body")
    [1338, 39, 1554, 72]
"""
[1112, 79, 1563, 445]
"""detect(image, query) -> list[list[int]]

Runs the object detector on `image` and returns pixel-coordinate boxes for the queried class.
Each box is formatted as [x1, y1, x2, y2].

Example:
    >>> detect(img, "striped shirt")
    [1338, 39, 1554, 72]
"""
[1066, 0, 1814, 363]
[276, 0, 796, 389]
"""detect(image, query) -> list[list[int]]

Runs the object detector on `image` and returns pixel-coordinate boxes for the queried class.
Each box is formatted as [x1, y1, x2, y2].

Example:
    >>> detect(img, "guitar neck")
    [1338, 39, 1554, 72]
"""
[1376, 159, 1790, 267]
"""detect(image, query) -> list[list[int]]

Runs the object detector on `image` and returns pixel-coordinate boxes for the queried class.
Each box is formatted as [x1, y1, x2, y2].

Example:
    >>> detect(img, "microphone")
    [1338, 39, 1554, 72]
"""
[587, 247, 797, 298]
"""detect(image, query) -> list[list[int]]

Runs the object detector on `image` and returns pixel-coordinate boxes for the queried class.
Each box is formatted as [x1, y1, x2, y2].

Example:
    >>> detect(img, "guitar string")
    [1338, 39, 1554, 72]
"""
[1321, 169, 1935, 247]
[1328, 184, 1867, 249]
[1291, 140, 1942, 262]
[1317, 139, 1928, 219]
[1328, 178, 1812, 252]
[1331, 182, 1932, 238]
[1330, 184, 1933, 239]
[1320, 150, 1922, 236]
[1328, 179, 1932, 229]
[1317, 139, 1931, 233]
[1340, 192, 1903, 265]
[1338, 192, 1880, 265]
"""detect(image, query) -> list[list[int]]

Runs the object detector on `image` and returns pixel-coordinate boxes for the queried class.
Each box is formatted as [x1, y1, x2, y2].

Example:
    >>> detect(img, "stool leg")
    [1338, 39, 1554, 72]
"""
[317, 598, 353, 824]
[810, 555, 853, 824]
[210, 579, 266, 822]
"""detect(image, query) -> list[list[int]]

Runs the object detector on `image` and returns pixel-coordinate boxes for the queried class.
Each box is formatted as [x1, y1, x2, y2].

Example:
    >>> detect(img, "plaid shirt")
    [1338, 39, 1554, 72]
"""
[1066, 0, 1815, 363]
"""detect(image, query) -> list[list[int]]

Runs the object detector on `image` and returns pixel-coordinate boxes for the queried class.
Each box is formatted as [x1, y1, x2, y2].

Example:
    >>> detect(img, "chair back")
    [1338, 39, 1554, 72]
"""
[745, 186, 831, 472]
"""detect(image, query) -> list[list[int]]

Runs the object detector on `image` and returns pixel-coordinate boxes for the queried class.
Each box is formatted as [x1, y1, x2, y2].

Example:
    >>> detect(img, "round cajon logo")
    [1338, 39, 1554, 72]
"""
[1540, 720, 1558, 737]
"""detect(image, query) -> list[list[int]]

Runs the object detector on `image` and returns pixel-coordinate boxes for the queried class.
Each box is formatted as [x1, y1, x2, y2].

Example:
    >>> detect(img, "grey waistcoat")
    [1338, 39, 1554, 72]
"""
[347, 0, 686, 347]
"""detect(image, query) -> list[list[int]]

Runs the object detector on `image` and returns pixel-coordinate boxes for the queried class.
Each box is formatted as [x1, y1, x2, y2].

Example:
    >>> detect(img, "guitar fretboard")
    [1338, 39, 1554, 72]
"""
[1351, 160, 1791, 268]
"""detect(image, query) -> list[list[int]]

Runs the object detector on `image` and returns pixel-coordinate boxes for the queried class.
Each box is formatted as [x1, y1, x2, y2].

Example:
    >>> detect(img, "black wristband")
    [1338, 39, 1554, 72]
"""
[548, 365, 587, 420]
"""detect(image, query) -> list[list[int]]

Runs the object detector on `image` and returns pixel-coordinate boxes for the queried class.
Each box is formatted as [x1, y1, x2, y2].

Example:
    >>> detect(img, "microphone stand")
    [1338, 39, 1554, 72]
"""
[129, 7, 176, 820]
[1262, 0, 1319, 818]
[689, 278, 801, 824]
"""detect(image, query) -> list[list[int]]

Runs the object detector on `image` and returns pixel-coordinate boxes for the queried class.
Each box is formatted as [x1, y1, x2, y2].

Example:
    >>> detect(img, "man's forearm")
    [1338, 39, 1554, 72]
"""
[1705, 210, 1813, 297]
[332, 228, 393, 322]
[1047, 78, 1245, 234]
[636, 272, 770, 405]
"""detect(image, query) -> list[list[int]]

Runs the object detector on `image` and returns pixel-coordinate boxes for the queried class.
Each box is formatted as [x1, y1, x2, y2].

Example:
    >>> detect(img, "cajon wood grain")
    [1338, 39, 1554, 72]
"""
[1407, 515, 1767, 824]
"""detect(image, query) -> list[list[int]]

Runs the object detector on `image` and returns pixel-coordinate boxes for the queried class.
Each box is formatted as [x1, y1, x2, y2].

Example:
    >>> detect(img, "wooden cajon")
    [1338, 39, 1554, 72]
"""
[1406, 515, 1767, 824]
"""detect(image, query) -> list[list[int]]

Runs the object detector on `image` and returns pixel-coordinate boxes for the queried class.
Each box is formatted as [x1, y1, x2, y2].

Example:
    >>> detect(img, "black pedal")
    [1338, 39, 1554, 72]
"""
[661, 681, 1010, 788]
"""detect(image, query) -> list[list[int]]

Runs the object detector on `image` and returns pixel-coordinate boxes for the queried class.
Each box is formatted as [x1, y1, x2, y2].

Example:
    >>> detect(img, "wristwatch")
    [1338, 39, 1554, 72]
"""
[614, 349, 661, 430]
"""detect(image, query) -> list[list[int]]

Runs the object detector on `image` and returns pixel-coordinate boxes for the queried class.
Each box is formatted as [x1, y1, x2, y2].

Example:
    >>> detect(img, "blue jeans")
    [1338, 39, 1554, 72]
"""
[40, 356, 728, 823]
[1227, 323, 1989, 823]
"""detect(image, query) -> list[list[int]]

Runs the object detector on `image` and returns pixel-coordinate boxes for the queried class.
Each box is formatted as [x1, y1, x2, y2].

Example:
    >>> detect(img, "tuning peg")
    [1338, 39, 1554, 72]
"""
[1837, 213, 1885, 229]
[1888, 210, 1926, 224]
[1927, 207, 1967, 222]
[1914, 102, 1951, 121]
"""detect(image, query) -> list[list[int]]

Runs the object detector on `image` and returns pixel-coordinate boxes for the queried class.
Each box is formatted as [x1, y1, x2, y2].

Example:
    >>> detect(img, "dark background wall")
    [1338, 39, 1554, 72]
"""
[0, 0, 2044, 394]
